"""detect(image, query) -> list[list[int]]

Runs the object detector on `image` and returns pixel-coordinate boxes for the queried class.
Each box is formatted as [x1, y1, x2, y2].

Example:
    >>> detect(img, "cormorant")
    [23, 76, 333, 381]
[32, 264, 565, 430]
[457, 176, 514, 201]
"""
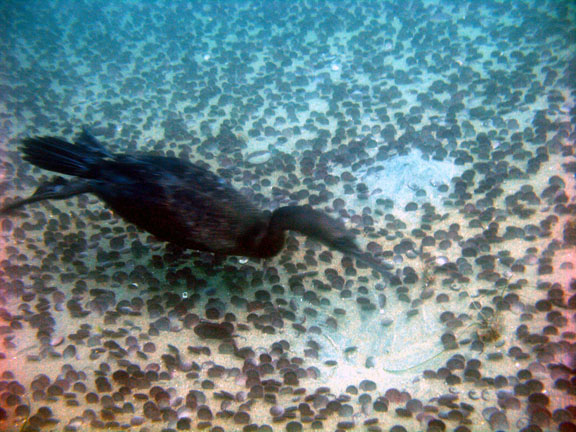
[1, 129, 391, 277]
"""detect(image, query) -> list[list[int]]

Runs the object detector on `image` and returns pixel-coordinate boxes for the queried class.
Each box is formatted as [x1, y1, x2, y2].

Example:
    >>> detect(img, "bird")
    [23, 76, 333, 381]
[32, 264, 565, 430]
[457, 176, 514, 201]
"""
[1, 129, 392, 277]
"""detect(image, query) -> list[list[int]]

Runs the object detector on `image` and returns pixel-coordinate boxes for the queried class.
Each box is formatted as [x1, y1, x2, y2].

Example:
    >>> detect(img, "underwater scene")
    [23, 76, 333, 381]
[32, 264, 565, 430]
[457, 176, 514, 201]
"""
[0, 0, 575, 431]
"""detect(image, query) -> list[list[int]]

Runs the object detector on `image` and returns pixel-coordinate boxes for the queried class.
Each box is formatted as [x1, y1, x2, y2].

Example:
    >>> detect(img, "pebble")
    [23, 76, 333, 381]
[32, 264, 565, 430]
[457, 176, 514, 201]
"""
[63, 344, 77, 359]
[194, 321, 234, 339]
[245, 150, 272, 165]
[0, 4, 572, 432]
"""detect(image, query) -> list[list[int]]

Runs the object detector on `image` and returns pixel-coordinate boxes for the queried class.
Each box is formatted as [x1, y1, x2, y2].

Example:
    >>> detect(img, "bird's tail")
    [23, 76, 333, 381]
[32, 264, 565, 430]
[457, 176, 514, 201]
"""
[21, 129, 112, 179]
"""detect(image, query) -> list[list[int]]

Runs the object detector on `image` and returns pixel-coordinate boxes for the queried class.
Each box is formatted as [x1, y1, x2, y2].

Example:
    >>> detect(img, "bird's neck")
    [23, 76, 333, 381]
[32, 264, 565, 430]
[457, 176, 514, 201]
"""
[269, 205, 394, 278]
[269, 205, 357, 251]
[239, 214, 286, 258]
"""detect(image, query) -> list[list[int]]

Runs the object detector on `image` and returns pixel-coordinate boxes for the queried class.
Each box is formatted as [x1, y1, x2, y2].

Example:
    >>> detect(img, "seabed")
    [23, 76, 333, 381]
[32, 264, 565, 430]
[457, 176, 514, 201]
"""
[0, 1, 574, 432]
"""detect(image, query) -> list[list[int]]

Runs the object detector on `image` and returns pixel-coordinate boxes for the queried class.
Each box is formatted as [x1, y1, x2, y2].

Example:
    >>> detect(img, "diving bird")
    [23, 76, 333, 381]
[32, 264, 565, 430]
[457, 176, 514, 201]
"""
[1, 129, 391, 276]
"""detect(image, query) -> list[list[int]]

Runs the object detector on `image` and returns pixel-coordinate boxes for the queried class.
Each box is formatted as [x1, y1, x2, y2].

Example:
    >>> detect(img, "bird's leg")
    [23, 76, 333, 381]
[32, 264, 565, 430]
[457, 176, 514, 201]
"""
[211, 253, 226, 267]
[0, 176, 92, 214]
[261, 258, 271, 282]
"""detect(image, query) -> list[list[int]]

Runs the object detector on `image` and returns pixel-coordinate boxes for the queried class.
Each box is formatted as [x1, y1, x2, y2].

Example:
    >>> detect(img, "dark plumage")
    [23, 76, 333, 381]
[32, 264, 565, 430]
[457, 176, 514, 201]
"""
[1, 129, 391, 276]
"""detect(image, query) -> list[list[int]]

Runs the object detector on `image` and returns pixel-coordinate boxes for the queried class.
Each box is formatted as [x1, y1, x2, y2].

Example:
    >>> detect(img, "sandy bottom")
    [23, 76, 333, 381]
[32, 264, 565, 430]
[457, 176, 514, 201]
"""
[0, 1, 575, 432]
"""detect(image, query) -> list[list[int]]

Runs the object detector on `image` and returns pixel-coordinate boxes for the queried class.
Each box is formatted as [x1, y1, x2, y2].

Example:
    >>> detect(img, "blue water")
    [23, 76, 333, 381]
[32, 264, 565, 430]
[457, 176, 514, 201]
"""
[0, 1, 574, 431]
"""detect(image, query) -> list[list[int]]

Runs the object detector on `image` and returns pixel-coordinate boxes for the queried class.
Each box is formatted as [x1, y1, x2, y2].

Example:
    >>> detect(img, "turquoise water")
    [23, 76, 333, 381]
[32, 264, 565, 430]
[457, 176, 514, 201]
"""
[0, 1, 574, 431]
